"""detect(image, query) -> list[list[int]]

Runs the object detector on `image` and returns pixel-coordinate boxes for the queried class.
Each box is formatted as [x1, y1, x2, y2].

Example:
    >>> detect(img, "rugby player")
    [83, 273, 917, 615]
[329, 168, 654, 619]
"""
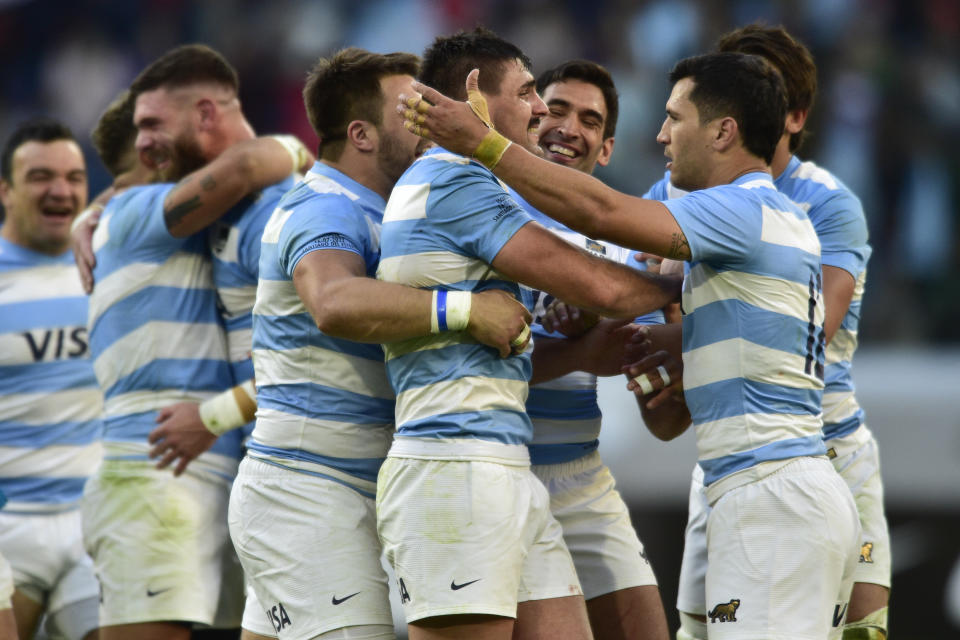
[0, 118, 101, 640]
[377, 28, 680, 640]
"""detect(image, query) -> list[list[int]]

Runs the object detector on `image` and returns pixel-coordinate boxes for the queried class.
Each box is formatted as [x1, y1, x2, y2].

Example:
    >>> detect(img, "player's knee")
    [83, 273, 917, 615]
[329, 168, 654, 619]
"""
[676, 611, 707, 640]
[842, 606, 888, 640]
[315, 624, 395, 639]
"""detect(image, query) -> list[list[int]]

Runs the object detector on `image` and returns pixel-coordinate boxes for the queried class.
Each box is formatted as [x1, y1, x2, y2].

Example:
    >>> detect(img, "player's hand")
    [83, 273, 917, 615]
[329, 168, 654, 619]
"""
[634, 252, 664, 274]
[623, 350, 684, 410]
[72, 207, 101, 294]
[577, 318, 642, 376]
[541, 300, 599, 337]
[148, 402, 217, 476]
[398, 69, 492, 157]
[468, 289, 533, 358]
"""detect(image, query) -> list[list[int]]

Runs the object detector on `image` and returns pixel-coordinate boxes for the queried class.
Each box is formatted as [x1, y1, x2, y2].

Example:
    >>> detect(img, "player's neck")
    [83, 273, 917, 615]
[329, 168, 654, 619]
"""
[770, 137, 793, 179]
[323, 152, 394, 201]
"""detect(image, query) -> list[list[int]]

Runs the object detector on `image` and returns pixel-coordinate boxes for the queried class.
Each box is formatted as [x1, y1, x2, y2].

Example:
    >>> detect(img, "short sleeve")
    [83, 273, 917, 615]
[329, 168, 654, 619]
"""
[276, 196, 370, 278]
[810, 190, 870, 278]
[663, 187, 759, 264]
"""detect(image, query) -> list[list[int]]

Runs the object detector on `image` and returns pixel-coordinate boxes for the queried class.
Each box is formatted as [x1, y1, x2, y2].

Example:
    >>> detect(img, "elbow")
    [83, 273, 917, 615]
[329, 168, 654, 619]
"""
[312, 297, 346, 337]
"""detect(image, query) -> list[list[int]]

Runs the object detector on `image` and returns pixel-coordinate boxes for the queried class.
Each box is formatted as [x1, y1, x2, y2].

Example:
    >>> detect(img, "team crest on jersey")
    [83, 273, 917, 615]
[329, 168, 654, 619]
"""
[859, 542, 874, 563]
[584, 238, 606, 256]
[708, 598, 740, 623]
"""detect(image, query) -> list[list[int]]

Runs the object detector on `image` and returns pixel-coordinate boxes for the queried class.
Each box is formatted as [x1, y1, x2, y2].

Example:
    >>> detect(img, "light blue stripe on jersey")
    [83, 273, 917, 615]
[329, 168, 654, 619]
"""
[378, 148, 535, 444]
[0, 237, 102, 511]
[88, 184, 241, 479]
[777, 156, 869, 441]
[664, 172, 826, 484]
[251, 162, 395, 489]
[509, 189, 664, 463]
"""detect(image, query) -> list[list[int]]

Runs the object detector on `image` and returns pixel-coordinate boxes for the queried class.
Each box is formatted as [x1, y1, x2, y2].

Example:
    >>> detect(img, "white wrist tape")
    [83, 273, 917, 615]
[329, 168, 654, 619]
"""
[511, 324, 531, 348]
[198, 379, 257, 435]
[269, 134, 310, 172]
[71, 203, 103, 234]
[430, 290, 472, 333]
[656, 365, 671, 387]
[634, 373, 655, 395]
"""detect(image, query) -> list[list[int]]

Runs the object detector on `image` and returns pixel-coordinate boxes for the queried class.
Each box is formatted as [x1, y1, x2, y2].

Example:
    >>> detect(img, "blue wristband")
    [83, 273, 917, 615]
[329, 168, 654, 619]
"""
[436, 289, 448, 331]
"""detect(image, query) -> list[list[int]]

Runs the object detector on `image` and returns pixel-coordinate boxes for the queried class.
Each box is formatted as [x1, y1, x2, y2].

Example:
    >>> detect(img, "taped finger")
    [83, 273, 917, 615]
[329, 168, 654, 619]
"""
[511, 324, 531, 348]
[634, 373, 655, 395]
[656, 365, 671, 387]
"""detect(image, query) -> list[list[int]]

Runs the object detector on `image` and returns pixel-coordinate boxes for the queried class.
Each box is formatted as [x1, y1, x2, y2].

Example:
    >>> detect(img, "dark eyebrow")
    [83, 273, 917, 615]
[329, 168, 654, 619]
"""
[547, 98, 571, 110]
[521, 79, 536, 92]
[580, 107, 604, 123]
[24, 167, 55, 179]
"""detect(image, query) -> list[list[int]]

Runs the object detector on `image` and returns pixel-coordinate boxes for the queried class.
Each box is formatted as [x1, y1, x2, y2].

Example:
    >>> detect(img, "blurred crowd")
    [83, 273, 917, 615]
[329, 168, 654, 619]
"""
[1, 0, 957, 342]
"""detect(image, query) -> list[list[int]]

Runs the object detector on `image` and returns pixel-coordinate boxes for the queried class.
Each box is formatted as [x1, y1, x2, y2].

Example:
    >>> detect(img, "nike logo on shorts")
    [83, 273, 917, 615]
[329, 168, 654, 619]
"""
[331, 592, 360, 605]
[146, 587, 172, 597]
[450, 578, 481, 590]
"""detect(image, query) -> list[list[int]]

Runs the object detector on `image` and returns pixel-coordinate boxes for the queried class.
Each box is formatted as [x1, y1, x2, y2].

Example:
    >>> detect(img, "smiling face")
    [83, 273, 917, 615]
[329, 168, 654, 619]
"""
[486, 58, 548, 154]
[656, 77, 714, 192]
[133, 87, 209, 181]
[537, 79, 614, 174]
[0, 139, 87, 255]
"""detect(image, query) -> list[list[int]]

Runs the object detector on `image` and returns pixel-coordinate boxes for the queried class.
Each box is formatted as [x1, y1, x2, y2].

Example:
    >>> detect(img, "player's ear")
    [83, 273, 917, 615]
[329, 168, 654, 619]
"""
[595, 137, 615, 167]
[346, 120, 376, 153]
[196, 98, 217, 131]
[785, 108, 807, 135]
[713, 116, 738, 152]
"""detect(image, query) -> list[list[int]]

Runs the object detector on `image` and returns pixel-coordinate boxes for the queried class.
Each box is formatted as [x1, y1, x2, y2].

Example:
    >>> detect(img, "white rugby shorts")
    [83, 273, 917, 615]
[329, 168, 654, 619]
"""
[376, 439, 582, 623]
[533, 451, 657, 599]
[0, 509, 99, 638]
[826, 425, 891, 588]
[228, 456, 393, 639]
[0, 551, 13, 610]
[704, 456, 860, 640]
[81, 460, 240, 627]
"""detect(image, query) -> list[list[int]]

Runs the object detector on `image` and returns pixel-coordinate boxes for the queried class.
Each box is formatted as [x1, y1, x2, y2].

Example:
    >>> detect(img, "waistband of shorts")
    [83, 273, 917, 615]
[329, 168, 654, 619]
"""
[531, 449, 603, 479]
[705, 455, 831, 505]
[388, 437, 530, 466]
[824, 423, 874, 461]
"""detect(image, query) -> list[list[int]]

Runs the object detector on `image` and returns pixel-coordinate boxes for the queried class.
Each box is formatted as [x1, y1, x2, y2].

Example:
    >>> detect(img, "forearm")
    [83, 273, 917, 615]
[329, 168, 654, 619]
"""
[308, 277, 435, 343]
[529, 336, 585, 385]
[638, 396, 692, 441]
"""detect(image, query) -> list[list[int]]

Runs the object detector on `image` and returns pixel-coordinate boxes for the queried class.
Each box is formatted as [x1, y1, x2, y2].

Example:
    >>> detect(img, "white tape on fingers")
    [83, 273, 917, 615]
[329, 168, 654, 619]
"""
[656, 365, 671, 387]
[511, 324, 530, 348]
[634, 373, 655, 395]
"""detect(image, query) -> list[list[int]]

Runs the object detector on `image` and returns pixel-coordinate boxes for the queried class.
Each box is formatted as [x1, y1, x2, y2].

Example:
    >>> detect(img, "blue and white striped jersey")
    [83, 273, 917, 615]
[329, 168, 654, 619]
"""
[378, 147, 535, 446]
[208, 176, 296, 437]
[509, 190, 665, 465]
[662, 172, 826, 487]
[88, 184, 241, 483]
[0, 237, 102, 512]
[776, 156, 870, 441]
[647, 158, 870, 444]
[249, 163, 394, 498]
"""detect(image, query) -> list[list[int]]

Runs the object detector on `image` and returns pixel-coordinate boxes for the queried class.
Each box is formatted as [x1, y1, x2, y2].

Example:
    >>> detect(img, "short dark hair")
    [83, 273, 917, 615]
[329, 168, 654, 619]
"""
[717, 23, 817, 152]
[420, 27, 532, 100]
[303, 47, 420, 161]
[669, 52, 786, 165]
[536, 59, 619, 140]
[1, 117, 77, 183]
[92, 90, 137, 177]
[129, 44, 239, 98]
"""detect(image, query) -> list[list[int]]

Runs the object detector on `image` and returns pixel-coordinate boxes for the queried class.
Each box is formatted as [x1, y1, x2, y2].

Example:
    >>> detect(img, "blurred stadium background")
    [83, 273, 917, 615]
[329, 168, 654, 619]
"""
[1, 0, 957, 637]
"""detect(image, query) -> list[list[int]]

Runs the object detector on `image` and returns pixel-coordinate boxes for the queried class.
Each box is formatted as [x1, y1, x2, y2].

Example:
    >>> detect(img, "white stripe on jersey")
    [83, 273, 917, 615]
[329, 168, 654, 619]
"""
[377, 251, 505, 288]
[822, 393, 860, 425]
[383, 184, 430, 221]
[760, 205, 821, 254]
[695, 411, 823, 461]
[0, 263, 83, 303]
[214, 224, 242, 263]
[530, 370, 596, 392]
[683, 263, 814, 321]
[394, 376, 528, 427]
[789, 161, 839, 190]
[305, 171, 362, 199]
[684, 338, 817, 391]
[218, 285, 257, 318]
[104, 388, 213, 418]
[527, 416, 602, 445]
[88, 253, 213, 325]
[253, 408, 394, 462]
[227, 327, 253, 363]
[261, 208, 294, 244]
[826, 326, 858, 365]
[253, 346, 394, 399]
[0, 443, 102, 479]
[252, 278, 306, 317]
[92, 321, 226, 397]
[2, 388, 101, 424]
[383, 332, 473, 361]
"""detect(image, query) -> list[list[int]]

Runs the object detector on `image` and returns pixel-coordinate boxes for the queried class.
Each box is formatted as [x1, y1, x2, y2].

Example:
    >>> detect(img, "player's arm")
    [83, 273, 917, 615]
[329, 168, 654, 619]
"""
[491, 222, 682, 321]
[402, 72, 692, 260]
[294, 247, 531, 357]
[822, 265, 855, 345]
[529, 319, 637, 385]
[164, 135, 313, 237]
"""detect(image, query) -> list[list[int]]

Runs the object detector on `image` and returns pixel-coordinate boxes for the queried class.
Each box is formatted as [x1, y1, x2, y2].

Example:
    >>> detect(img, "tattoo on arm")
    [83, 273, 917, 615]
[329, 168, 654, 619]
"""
[201, 174, 217, 191]
[164, 195, 202, 230]
[666, 232, 690, 260]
